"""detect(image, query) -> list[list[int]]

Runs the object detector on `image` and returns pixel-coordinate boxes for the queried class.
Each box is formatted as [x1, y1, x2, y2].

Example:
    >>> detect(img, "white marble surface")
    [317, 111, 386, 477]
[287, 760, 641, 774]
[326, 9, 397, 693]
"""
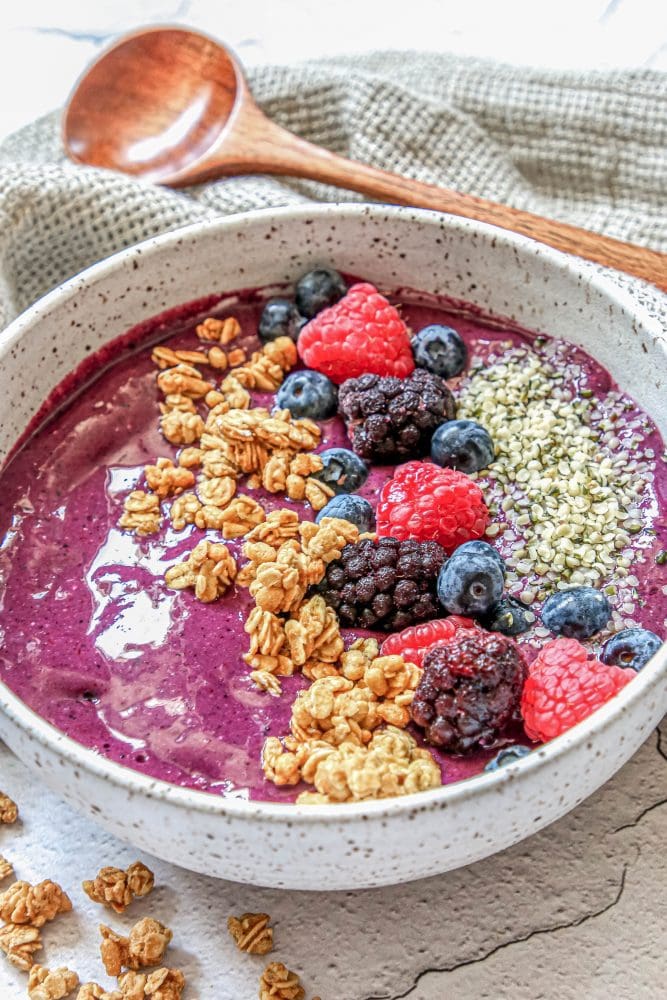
[1, 2, 667, 998]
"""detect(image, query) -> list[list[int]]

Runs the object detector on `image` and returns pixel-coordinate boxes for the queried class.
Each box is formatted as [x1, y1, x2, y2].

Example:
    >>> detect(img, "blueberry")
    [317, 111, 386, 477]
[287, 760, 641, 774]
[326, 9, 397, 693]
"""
[258, 299, 305, 343]
[600, 628, 662, 672]
[484, 745, 532, 772]
[412, 324, 467, 379]
[437, 551, 504, 616]
[541, 586, 611, 640]
[316, 494, 375, 532]
[313, 448, 369, 494]
[295, 267, 347, 318]
[448, 540, 506, 575]
[276, 371, 337, 419]
[482, 596, 532, 636]
[431, 419, 494, 474]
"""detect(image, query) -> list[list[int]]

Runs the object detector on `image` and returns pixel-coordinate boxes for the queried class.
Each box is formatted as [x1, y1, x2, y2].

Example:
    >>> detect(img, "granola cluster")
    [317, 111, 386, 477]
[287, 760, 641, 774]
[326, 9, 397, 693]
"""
[164, 540, 237, 603]
[28, 964, 79, 1000]
[79, 968, 185, 1000]
[0, 856, 14, 882]
[0, 791, 18, 824]
[226, 912, 273, 955]
[82, 862, 154, 914]
[0, 879, 72, 927]
[238, 516, 359, 694]
[118, 492, 162, 537]
[261, 638, 439, 802]
[258, 962, 305, 1000]
[100, 918, 172, 976]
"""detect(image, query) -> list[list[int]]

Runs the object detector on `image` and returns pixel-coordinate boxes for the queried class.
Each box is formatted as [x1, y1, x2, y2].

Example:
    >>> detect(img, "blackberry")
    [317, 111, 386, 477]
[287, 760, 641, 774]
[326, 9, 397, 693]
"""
[411, 633, 527, 753]
[338, 369, 456, 463]
[317, 537, 446, 631]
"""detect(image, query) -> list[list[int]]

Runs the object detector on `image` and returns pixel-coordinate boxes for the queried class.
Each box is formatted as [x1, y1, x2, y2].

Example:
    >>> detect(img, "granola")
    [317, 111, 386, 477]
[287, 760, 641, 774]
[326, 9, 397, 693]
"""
[0, 855, 14, 881]
[0, 791, 18, 824]
[82, 861, 154, 914]
[100, 917, 172, 976]
[160, 410, 205, 446]
[144, 459, 195, 499]
[0, 921, 42, 970]
[28, 965, 79, 1000]
[118, 492, 161, 536]
[156, 363, 212, 400]
[117, 968, 185, 1000]
[164, 540, 237, 603]
[227, 911, 273, 955]
[259, 962, 305, 1000]
[0, 878, 72, 926]
[196, 315, 241, 344]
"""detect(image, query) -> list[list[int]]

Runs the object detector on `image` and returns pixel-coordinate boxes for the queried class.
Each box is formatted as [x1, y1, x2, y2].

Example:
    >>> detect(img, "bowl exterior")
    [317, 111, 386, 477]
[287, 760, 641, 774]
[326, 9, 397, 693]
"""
[0, 204, 665, 890]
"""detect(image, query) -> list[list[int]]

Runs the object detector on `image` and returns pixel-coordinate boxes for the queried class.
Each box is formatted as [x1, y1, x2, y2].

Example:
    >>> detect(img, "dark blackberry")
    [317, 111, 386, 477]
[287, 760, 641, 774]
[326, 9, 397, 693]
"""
[317, 537, 446, 631]
[411, 633, 527, 753]
[338, 369, 456, 463]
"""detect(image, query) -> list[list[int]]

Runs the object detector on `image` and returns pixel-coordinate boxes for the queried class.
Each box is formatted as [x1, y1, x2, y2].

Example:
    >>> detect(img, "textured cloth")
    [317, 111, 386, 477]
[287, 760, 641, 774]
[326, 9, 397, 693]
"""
[0, 52, 665, 328]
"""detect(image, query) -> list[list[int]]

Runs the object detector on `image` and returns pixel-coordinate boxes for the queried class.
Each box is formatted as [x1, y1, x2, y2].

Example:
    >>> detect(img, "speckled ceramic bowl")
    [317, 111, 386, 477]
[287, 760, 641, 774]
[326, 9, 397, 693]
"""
[0, 205, 665, 890]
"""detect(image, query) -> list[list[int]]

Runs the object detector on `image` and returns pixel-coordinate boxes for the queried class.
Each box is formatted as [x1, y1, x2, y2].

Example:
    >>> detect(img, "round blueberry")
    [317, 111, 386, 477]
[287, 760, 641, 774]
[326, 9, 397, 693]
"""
[316, 494, 375, 532]
[484, 745, 532, 772]
[258, 299, 305, 343]
[437, 551, 504, 617]
[482, 596, 532, 636]
[295, 267, 347, 318]
[276, 371, 337, 420]
[313, 448, 369, 494]
[431, 419, 494, 474]
[601, 628, 662, 672]
[448, 540, 506, 575]
[541, 586, 611, 640]
[412, 324, 467, 379]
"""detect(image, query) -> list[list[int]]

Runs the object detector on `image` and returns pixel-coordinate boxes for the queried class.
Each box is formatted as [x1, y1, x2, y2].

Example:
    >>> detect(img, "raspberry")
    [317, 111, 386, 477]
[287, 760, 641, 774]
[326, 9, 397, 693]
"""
[317, 536, 446, 631]
[381, 616, 480, 666]
[297, 283, 415, 384]
[376, 461, 489, 553]
[338, 369, 456, 463]
[411, 632, 527, 753]
[521, 638, 634, 743]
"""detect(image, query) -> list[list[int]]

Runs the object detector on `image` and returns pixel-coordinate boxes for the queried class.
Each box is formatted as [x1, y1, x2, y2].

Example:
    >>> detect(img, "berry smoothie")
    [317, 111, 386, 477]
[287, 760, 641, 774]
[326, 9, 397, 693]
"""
[0, 279, 665, 803]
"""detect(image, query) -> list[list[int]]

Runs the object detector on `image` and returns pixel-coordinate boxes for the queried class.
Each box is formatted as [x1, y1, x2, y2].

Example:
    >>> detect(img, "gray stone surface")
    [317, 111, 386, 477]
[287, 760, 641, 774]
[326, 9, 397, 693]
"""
[1, 726, 666, 999]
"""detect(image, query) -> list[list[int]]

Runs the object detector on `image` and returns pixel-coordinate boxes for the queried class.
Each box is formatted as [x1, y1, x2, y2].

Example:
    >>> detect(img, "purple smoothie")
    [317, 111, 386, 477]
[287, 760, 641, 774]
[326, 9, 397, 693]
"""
[0, 288, 665, 802]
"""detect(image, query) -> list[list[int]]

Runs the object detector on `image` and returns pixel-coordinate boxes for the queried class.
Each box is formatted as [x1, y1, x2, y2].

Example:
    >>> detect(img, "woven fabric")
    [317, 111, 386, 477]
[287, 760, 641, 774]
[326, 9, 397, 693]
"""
[0, 51, 665, 327]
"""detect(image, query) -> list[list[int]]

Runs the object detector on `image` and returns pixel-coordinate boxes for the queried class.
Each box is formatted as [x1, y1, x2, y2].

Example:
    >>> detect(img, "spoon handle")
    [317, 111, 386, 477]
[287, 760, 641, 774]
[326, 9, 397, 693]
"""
[200, 113, 667, 292]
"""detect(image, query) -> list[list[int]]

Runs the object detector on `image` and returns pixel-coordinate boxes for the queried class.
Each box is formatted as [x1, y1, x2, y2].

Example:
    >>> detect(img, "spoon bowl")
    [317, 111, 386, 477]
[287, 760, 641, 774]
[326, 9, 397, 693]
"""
[63, 26, 667, 289]
[64, 28, 243, 183]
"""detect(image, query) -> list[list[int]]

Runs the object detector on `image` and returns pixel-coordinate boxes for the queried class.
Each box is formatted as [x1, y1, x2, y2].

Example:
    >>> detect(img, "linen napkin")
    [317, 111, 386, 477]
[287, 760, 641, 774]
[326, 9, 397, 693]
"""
[0, 51, 665, 330]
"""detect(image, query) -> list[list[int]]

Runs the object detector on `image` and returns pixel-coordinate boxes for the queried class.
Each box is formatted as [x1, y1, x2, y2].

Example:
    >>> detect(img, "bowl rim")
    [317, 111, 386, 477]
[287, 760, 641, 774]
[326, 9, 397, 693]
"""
[0, 201, 665, 825]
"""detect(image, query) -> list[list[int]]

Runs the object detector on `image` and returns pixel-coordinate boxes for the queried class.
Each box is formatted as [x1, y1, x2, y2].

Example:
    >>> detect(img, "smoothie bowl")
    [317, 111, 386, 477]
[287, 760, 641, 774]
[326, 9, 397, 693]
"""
[0, 205, 665, 890]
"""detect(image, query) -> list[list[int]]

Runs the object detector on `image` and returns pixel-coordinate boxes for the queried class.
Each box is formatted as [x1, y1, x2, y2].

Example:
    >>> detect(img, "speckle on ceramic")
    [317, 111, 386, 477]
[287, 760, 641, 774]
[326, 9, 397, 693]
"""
[0, 205, 665, 890]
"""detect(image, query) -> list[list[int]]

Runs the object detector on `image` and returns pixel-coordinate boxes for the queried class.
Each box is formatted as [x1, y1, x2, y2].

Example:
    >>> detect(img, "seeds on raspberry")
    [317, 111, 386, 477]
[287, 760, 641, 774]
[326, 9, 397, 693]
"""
[411, 633, 527, 753]
[338, 369, 455, 463]
[376, 461, 489, 553]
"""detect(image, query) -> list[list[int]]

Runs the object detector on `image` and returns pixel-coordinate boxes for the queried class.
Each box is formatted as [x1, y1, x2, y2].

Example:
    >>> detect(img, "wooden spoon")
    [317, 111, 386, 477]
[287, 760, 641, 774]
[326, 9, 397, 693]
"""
[63, 26, 667, 291]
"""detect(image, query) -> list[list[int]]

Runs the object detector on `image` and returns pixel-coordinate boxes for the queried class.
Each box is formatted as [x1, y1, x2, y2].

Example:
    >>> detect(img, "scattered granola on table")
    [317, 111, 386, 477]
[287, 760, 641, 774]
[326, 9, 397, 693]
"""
[259, 962, 305, 1000]
[0, 855, 14, 881]
[0, 920, 42, 970]
[99, 917, 173, 976]
[0, 878, 72, 926]
[27, 964, 79, 1000]
[0, 791, 18, 824]
[227, 911, 274, 955]
[82, 862, 154, 913]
